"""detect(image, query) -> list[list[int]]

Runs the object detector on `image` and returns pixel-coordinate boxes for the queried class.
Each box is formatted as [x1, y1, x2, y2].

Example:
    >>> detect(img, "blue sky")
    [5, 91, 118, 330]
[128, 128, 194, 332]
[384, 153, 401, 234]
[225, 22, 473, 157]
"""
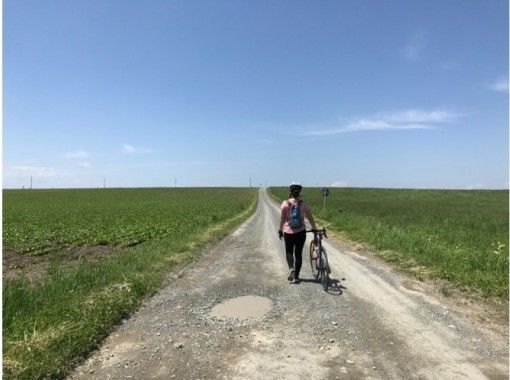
[3, 0, 509, 189]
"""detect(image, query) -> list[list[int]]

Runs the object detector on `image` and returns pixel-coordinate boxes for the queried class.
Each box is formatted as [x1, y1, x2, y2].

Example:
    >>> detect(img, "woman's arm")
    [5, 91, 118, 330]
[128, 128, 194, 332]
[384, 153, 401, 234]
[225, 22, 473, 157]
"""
[279, 205, 286, 231]
[305, 209, 317, 230]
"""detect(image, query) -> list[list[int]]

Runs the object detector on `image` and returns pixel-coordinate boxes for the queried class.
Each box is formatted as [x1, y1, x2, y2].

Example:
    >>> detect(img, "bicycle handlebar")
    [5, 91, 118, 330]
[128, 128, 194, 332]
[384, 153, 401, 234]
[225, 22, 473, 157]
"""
[306, 228, 327, 238]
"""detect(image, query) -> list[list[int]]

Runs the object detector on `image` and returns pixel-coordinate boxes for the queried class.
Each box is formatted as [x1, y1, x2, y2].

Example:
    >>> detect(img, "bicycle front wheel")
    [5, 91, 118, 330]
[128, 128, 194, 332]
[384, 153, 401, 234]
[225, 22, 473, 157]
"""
[309, 240, 319, 279]
[321, 248, 330, 291]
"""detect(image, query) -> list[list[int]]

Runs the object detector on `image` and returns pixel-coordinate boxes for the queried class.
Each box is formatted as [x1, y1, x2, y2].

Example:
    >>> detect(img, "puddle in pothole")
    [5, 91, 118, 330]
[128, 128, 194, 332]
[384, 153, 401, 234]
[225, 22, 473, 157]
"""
[210, 295, 273, 319]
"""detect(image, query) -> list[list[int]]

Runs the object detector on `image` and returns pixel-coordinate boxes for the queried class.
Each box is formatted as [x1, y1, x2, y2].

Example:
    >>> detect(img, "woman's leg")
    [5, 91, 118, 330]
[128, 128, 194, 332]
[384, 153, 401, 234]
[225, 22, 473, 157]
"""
[293, 230, 307, 278]
[283, 233, 296, 269]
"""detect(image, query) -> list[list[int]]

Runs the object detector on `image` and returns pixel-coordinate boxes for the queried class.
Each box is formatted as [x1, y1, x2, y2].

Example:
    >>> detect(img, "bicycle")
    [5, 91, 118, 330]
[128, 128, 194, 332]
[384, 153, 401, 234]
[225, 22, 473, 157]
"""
[307, 228, 330, 290]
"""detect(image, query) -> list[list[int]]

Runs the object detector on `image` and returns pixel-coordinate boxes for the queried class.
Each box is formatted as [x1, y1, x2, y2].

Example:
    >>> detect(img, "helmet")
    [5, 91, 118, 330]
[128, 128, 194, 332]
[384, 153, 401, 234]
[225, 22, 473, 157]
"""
[289, 182, 302, 194]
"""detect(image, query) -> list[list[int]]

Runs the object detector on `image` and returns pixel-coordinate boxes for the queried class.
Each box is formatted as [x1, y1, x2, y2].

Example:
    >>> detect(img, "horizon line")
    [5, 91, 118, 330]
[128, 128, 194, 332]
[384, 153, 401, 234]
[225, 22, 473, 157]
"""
[2, 185, 508, 191]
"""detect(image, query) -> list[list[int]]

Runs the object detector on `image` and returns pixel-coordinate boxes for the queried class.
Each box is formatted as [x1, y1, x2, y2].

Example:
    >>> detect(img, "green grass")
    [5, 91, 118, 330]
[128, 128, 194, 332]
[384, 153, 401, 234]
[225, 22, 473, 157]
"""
[3, 188, 257, 379]
[269, 187, 508, 299]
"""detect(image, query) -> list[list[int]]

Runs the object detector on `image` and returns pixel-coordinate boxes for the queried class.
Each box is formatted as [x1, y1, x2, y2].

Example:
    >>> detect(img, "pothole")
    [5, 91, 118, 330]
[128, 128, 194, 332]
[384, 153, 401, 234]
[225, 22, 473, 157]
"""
[210, 295, 273, 319]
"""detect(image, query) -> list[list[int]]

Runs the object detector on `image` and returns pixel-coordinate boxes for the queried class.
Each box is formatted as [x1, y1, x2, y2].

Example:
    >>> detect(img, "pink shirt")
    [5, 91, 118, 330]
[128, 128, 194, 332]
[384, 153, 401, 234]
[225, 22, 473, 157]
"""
[280, 198, 310, 234]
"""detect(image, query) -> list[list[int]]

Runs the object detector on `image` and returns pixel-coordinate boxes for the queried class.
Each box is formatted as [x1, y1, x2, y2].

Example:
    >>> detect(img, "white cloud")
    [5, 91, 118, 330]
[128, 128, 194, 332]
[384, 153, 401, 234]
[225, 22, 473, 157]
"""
[122, 144, 153, 154]
[79, 162, 91, 168]
[440, 61, 460, 71]
[331, 181, 347, 187]
[160, 160, 203, 167]
[294, 127, 346, 137]
[122, 144, 136, 153]
[291, 108, 461, 136]
[466, 183, 485, 190]
[403, 32, 427, 60]
[490, 78, 509, 92]
[254, 138, 273, 144]
[5, 166, 59, 178]
[342, 119, 434, 133]
[64, 150, 89, 159]
[379, 109, 463, 124]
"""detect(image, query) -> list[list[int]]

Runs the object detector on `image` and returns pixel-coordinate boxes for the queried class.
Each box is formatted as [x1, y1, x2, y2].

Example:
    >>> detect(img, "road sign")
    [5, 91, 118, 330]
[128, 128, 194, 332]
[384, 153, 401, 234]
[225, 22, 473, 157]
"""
[321, 187, 330, 211]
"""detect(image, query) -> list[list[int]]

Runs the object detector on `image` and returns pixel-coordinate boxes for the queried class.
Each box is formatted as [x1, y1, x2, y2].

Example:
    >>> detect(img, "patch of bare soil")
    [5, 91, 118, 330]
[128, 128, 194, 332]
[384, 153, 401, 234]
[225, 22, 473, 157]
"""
[3, 245, 124, 281]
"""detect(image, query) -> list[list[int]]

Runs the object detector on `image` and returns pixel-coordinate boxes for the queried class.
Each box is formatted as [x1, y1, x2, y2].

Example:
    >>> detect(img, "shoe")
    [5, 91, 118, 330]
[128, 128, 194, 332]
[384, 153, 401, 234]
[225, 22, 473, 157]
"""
[292, 277, 300, 284]
[287, 269, 295, 281]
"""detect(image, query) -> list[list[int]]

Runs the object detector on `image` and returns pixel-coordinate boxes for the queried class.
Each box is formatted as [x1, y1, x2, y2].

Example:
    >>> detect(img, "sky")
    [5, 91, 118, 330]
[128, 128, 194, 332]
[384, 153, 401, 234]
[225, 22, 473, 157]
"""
[3, 0, 509, 189]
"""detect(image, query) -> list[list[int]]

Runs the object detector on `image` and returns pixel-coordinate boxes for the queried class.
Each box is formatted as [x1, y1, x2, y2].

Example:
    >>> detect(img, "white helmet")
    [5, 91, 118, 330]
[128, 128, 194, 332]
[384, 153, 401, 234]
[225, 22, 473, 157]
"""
[289, 182, 302, 193]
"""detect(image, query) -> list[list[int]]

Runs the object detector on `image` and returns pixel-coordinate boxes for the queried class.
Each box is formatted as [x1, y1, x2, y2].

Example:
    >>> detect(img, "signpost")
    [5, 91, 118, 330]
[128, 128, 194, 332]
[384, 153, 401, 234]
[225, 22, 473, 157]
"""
[321, 187, 330, 211]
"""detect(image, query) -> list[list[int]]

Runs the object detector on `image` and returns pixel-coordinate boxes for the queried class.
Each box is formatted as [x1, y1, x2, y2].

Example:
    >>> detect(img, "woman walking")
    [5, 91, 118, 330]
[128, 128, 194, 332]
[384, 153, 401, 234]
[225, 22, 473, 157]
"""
[278, 182, 317, 284]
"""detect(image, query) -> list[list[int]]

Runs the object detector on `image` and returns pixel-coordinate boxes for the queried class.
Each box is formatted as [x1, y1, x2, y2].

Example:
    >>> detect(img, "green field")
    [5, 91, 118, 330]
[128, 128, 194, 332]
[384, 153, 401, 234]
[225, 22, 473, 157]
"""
[3, 188, 255, 254]
[269, 187, 508, 299]
[3, 188, 257, 380]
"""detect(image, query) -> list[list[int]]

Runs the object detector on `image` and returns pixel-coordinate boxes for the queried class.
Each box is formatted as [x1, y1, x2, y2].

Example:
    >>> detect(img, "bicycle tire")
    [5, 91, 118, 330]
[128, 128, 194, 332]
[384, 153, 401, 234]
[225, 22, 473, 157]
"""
[309, 240, 319, 279]
[321, 248, 330, 291]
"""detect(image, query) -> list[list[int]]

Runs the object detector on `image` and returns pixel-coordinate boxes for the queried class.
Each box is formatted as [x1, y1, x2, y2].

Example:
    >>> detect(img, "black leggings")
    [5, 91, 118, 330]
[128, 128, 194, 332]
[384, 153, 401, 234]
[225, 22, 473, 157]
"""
[284, 230, 306, 277]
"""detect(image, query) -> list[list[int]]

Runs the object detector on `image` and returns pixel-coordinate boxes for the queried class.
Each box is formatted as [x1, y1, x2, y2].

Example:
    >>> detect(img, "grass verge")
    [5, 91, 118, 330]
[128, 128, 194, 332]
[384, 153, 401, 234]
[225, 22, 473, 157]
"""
[269, 187, 508, 300]
[3, 193, 257, 380]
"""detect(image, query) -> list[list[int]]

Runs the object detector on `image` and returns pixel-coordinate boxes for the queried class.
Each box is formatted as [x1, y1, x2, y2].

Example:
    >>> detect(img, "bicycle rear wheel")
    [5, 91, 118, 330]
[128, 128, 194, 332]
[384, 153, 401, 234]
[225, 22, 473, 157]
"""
[309, 240, 319, 279]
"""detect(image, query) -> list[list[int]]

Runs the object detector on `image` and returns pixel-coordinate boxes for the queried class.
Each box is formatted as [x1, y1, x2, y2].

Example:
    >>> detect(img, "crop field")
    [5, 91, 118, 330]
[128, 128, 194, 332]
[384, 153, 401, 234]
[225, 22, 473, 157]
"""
[269, 187, 508, 299]
[3, 187, 256, 254]
[3, 187, 257, 380]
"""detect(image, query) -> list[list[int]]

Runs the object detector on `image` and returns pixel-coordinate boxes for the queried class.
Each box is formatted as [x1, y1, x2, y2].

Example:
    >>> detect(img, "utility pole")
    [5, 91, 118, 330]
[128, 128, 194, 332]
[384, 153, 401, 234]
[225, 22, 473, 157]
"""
[30, 176, 33, 189]
[103, 178, 106, 189]
[175, 178, 177, 188]
[249, 177, 251, 188]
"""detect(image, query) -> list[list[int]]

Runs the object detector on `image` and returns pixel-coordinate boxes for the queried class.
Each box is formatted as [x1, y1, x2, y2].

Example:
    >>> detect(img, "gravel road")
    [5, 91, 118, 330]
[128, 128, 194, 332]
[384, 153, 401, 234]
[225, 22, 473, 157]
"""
[70, 189, 508, 379]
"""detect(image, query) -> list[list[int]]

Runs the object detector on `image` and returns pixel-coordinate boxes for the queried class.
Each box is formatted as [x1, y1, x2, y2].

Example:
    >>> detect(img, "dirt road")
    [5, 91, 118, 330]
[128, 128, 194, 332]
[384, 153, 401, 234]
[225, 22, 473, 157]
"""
[71, 189, 508, 379]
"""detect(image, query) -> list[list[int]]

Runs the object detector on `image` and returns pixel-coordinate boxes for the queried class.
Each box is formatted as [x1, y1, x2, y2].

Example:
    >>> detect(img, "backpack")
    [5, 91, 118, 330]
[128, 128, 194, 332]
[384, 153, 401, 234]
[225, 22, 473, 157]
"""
[287, 200, 303, 228]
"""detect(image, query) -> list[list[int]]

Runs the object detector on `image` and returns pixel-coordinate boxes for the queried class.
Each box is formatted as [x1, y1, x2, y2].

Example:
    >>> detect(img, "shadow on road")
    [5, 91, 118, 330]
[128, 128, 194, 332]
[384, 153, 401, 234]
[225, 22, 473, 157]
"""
[326, 278, 346, 296]
[298, 277, 346, 296]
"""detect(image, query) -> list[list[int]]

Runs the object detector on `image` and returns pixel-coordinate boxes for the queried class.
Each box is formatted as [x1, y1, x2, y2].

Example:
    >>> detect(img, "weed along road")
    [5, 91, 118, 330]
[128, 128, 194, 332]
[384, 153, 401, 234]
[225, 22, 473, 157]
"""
[71, 189, 508, 379]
